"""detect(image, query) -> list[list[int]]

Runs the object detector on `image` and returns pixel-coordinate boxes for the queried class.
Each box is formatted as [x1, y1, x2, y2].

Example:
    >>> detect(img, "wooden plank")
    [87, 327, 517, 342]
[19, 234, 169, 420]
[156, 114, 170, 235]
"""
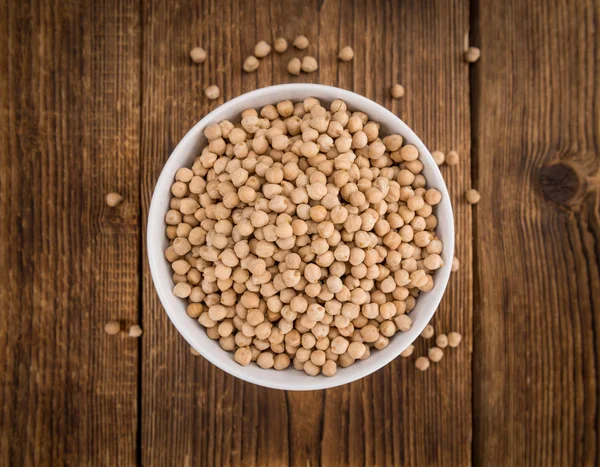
[473, 0, 600, 465]
[141, 0, 471, 465]
[318, 1, 473, 466]
[0, 0, 141, 464]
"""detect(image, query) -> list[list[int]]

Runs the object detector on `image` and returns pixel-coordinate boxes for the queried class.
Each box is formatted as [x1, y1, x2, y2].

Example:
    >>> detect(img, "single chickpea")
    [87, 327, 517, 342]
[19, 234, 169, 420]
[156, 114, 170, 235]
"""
[274, 353, 291, 370]
[431, 150, 445, 166]
[400, 344, 414, 357]
[400, 144, 419, 162]
[424, 253, 443, 270]
[243, 56, 259, 72]
[338, 352, 355, 368]
[390, 83, 405, 99]
[435, 334, 448, 348]
[347, 341, 366, 359]
[465, 46, 481, 63]
[104, 320, 120, 335]
[360, 324, 379, 343]
[338, 46, 354, 62]
[428, 347, 444, 363]
[466, 189, 481, 204]
[254, 40, 271, 58]
[448, 332, 462, 347]
[309, 205, 327, 222]
[383, 134, 403, 151]
[274, 37, 288, 53]
[407, 195, 425, 212]
[127, 325, 143, 337]
[287, 57, 301, 76]
[421, 324, 435, 339]
[395, 314, 412, 332]
[415, 356, 430, 371]
[446, 150, 459, 165]
[322, 360, 337, 376]
[106, 192, 123, 207]
[303, 360, 320, 376]
[190, 46, 206, 64]
[257, 352, 275, 369]
[173, 282, 192, 298]
[425, 188, 442, 205]
[310, 349, 326, 366]
[452, 256, 460, 272]
[304, 263, 321, 283]
[293, 35, 309, 49]
[306, 303, 325, 322]
[330, 336, 349, 354]
[205, 85, 220, 100]
[301, 56, 318, 73]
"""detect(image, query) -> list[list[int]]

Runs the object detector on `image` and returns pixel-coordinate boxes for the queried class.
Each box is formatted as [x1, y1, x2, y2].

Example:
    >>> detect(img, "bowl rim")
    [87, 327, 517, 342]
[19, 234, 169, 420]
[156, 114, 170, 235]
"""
[147, 83, 455, 390]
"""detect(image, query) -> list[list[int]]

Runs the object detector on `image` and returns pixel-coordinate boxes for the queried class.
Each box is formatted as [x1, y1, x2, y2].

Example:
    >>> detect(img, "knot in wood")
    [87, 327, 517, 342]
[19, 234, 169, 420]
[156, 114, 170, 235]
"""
[538, 162, 584, 208]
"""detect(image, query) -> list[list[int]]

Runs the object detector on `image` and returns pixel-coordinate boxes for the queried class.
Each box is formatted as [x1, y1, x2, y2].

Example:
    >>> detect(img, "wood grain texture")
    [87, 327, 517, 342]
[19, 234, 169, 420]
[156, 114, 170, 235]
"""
[472, 0, 600, 465]
[140, 0, 472, 465]
[0, 0, 141, 464]
[1, 0, 598, 465]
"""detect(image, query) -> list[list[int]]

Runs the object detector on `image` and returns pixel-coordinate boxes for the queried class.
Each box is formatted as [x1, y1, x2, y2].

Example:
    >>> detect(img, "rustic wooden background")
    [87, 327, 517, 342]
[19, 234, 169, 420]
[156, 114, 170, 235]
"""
[1, 0, 598, 465]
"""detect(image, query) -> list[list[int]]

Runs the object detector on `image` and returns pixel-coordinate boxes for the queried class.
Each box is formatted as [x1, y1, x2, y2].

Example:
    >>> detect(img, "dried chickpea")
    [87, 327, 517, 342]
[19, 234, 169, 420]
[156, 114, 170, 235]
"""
[465, 46, 481, 63]
[390, 83, 405, 99]
[446, 150, 459, 166]
[431, 150, 445, 166]
[254, 41, 271, 58]
[466, 189, 481, 204]
[301, 56, 318, 73]
[106, 192, 123, 207]
[243, 56, 259, 72]
[293, 35, 309, 49]
[274, 353, 290, 370]
[274, 37, 288, 53]
[448, 332, 462, 347]
[303, 360, 320, 376]
[415, 356, 430, 371]
[205, 85, 220, 100]
[322, 360, 337, 376]
[428, 347, 444, 363]
[421, 324, 435, 339]
[338, 46, 354, 62]
[190, 47, 206, 64]
[105, 320, 120, 335]
[257, 352, 275, 369]
[348, 341, 366, 359]
[436, 334, 449, 348]
[400, 344, 414, 357]
[287, 58, 301, 76]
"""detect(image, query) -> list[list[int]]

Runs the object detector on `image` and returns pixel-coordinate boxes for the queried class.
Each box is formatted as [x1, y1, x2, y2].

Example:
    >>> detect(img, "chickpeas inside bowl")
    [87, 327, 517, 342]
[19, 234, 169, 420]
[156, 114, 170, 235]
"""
[147, 84, 454, 390]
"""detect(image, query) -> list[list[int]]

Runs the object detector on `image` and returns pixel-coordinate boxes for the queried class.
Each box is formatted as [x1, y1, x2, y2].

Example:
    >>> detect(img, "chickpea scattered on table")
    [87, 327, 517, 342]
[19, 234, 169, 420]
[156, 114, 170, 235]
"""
[338, 46, 354, 62]
[106, 192, 123, 207]
[390, 84, 405, 99]
[464, 47, 481, 63]
[205, 85, 220, 100]
[293, 35, 309, 50]
[190, 47, 206, 64]
[274, 37, 288, 53]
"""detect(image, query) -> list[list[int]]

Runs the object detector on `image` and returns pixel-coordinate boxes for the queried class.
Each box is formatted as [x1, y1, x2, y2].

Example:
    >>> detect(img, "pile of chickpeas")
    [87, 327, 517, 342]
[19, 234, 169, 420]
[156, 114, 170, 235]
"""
[164, 97, 444, 377]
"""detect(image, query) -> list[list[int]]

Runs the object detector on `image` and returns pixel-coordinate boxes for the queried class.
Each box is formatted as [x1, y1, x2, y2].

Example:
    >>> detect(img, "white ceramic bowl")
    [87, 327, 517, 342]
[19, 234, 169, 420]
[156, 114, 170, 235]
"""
[147, 84, 454, 390]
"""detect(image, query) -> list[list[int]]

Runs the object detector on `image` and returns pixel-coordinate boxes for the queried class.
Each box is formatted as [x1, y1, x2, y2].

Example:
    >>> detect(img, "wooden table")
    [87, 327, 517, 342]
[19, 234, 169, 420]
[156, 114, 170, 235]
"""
[1, 0, 598, 465]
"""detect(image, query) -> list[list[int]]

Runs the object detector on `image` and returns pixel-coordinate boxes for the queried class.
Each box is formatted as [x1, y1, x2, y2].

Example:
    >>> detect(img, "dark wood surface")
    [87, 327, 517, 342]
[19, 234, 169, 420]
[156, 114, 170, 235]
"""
[0, 0, 597, 465]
